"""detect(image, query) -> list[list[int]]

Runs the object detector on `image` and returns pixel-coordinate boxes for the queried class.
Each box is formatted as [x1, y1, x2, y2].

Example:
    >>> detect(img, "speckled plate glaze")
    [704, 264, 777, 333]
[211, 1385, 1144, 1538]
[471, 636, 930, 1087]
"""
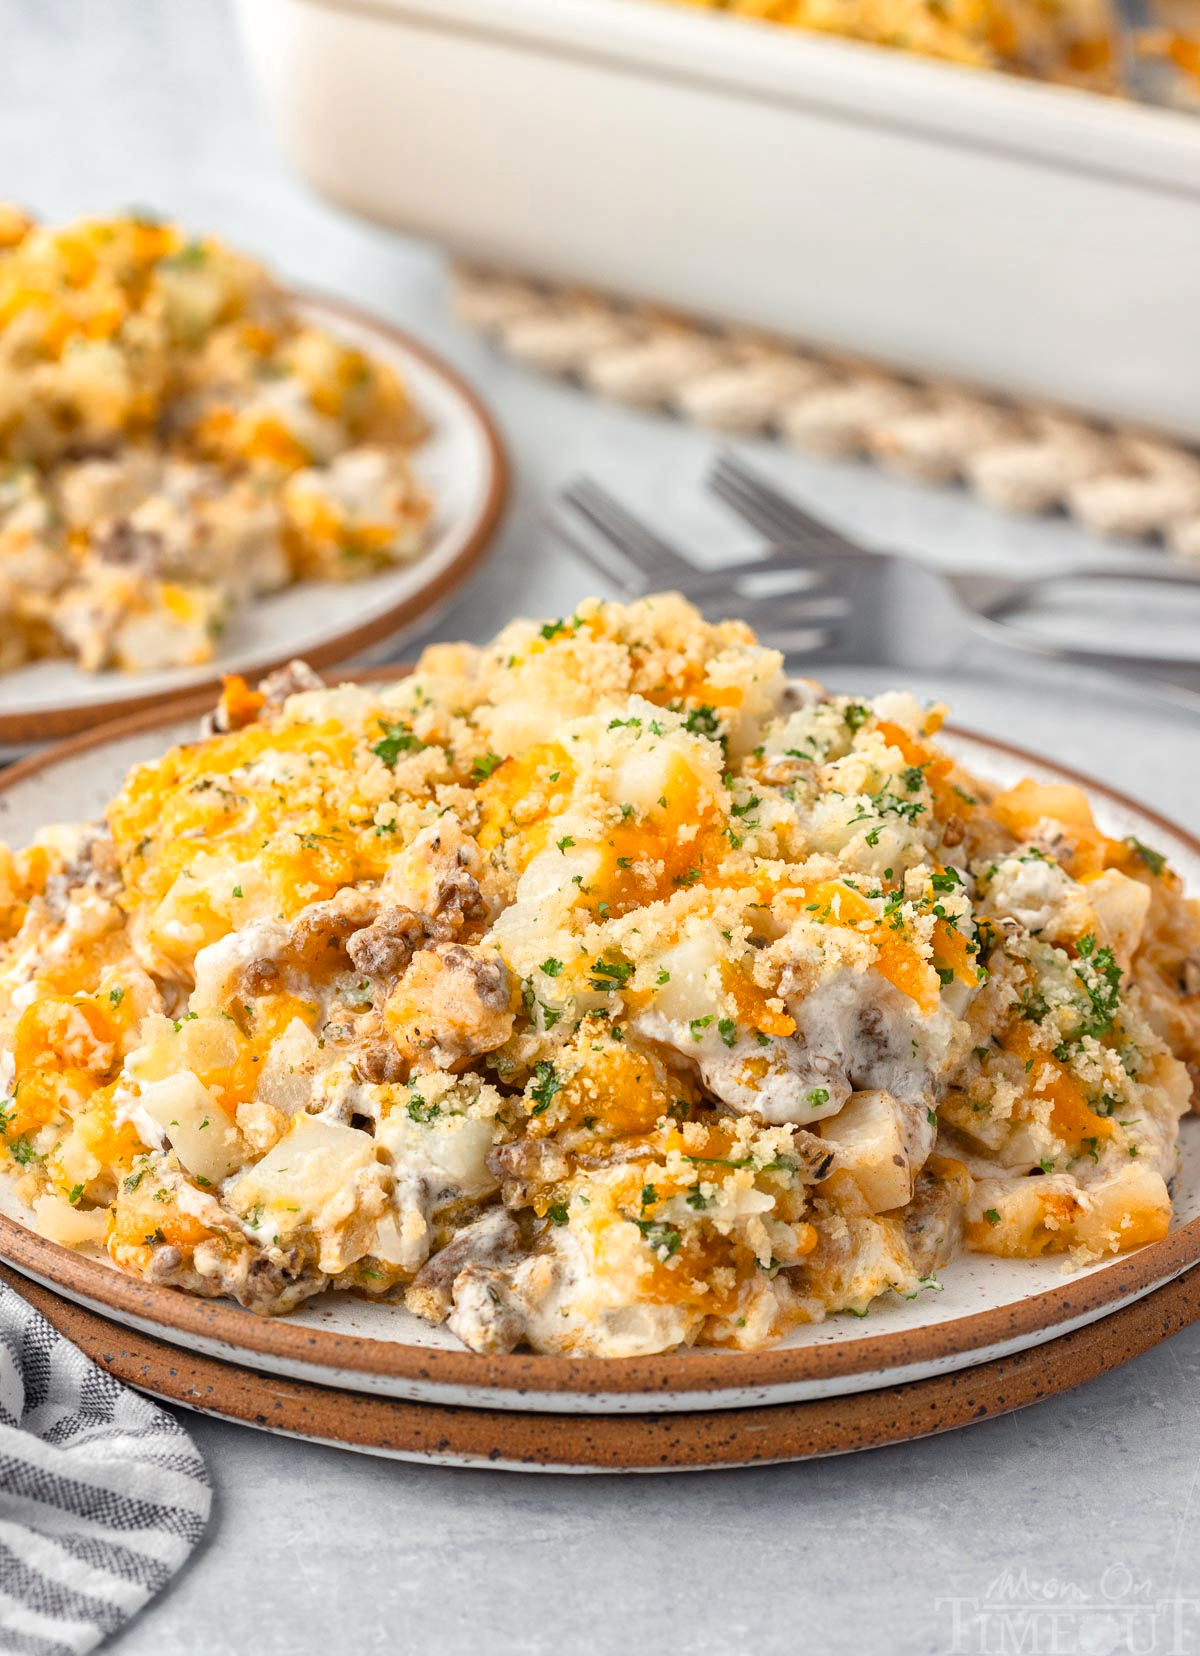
[0, 679, 1198, 1416]
[0, 294, 508, 751]
[7, 1261, 1200, 1471]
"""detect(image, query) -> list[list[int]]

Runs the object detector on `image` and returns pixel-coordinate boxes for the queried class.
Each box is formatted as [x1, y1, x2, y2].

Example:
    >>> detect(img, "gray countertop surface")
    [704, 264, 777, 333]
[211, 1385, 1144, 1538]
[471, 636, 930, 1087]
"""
[4, 3, 1200, 1652]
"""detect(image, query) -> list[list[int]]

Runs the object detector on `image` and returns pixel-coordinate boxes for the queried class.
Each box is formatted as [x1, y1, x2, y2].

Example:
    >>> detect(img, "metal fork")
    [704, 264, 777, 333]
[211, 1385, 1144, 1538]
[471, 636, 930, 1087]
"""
[706, 452, 1200, 703]
[553, 478, 856, 661]
[709, 452, 1200, 630]
[551, 469, 1200, 707]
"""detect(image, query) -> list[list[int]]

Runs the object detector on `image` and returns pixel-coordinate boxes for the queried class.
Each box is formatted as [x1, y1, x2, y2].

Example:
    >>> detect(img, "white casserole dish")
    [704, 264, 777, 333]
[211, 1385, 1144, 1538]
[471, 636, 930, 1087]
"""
[234, 0, 1200, 437]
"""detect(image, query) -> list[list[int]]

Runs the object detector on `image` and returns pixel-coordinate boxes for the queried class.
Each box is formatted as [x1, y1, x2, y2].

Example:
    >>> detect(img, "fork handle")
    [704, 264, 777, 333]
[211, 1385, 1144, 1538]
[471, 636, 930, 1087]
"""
[1034, 561, 1200, 590]
[966, 610, 1200, 674]
[964, 612, 1200, 712]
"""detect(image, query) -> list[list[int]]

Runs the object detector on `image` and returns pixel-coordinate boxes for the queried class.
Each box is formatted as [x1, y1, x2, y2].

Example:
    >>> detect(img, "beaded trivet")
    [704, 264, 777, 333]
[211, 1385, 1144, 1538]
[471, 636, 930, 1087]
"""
[452, 264, 1200, 558]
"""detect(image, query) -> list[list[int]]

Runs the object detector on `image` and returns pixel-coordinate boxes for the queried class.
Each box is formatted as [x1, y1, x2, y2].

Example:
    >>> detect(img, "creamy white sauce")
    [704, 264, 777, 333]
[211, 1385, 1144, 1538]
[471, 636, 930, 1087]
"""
[984, 856, 1074, 935]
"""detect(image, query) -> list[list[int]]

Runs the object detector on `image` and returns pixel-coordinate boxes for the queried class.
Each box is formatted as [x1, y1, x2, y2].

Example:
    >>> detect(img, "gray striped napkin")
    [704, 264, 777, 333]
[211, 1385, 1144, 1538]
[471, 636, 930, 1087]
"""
[0, 1282, 210, 1654]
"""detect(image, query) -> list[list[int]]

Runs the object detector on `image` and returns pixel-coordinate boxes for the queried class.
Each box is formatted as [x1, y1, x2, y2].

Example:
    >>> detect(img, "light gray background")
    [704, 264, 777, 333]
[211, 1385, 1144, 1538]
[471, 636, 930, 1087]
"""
[4, 3, 1199, 1651]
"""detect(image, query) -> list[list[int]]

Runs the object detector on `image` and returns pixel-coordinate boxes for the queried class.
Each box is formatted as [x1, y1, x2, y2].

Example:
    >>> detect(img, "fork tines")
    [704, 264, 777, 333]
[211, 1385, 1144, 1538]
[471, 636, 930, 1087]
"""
[708, 452, 863, 558]
[560, 478, 696, 584]
[552, 474, 849, 662]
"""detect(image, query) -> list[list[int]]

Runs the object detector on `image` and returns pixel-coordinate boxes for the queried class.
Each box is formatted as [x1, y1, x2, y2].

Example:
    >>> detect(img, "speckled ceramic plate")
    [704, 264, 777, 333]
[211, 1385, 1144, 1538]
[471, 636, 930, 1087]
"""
[7, 1261, 1200, 1471]
[0, 679, 1198, 1416]
[0, 295, 507, 751]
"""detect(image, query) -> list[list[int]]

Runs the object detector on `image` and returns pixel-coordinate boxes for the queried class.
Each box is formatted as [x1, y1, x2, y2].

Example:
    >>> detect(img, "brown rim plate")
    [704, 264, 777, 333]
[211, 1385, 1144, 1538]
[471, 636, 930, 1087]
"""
[0, 676, 1198, 1413]
[7, 1261, 1199, 1471]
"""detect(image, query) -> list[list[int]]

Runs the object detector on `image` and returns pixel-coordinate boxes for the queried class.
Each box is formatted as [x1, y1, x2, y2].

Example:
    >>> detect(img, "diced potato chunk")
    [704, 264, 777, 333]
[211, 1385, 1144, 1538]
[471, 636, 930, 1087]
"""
[138, 1071, 245, 1186]
[967, 1163, 1171, 1256]
[228, 1113, 378, 1232]
[991, 780, 1097, 835]
[376, 1108, 496, 1198]
[1074, 1164, 1172, 1252]
[254, 1017, 321, 1116]
[514, 843, 603, 908]
[1085, 869, 1151, 969]
[967, 1174, 1084, 1255]
[648, 930, 723, 1025]
[607, 743, 682, 816]
[33, 1193, 110, 1248]
[820, 1089, 919, 1213]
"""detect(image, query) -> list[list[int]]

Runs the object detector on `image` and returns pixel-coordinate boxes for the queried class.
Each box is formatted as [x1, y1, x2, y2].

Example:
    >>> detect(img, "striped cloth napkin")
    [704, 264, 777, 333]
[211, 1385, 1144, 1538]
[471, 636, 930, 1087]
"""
[0, 1282, 210, 1654]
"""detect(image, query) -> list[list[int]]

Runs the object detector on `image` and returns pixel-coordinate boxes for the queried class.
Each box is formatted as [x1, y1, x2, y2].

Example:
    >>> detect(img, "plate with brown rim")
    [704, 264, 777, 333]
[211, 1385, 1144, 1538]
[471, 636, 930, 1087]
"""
[0, 295, 508, 751]
[0, 675, 1197, 1416]
[8, 1262, 1200, 1471]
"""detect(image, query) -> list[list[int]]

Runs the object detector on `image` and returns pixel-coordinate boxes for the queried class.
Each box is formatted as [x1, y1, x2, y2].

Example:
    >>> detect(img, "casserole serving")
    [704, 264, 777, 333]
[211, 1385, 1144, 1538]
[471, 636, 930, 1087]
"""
[2, 595, 1197, 1359]
[0, 212, 432, 677]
